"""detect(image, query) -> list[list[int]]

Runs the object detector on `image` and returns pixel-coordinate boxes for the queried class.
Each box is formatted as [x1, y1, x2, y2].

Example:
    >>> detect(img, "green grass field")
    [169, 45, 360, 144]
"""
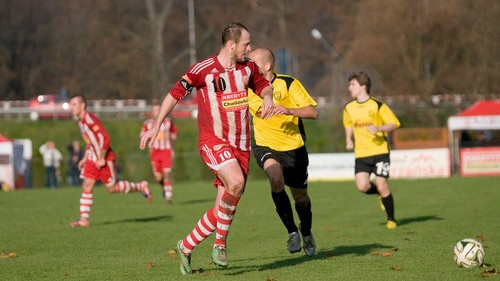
[1, 177, 498, 280]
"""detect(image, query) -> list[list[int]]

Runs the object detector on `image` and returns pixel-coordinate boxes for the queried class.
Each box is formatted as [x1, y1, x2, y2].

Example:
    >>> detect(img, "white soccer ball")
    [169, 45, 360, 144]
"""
[454, 238, 484, 268]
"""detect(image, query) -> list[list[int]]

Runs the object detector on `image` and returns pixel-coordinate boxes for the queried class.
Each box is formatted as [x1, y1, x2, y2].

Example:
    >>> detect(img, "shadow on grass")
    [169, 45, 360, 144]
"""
[218, 243, 393, 276]
[321, 243, 394, 257]
[395, 215, 443, 226]
[97, 215, 172, 225]
[178, 198, 213, 205]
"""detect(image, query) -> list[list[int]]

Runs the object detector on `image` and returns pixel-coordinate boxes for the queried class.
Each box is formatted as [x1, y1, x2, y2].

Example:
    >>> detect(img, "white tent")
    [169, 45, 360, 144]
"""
[448, 100, 500, 131]
[447, 100, 500, 175]
[0, 134, 32, 189]
[0, 134, 14, 189]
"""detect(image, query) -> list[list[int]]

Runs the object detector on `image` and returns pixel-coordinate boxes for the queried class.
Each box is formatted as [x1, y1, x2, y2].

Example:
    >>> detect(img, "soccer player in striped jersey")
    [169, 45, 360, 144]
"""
[343, 71, 401, 229]
[141, 105, 178, 203]
[248, 48, 318, 257]
[68, 94, 151, 227]
[140, 22, 276, 275]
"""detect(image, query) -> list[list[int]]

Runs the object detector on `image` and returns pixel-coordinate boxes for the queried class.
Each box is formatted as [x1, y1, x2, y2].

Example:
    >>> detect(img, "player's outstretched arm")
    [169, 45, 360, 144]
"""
[366, 123, 397, 135]
[78, 153, 88, 170]
[279, 105, 318, 119]
[140, 93, 179, 150]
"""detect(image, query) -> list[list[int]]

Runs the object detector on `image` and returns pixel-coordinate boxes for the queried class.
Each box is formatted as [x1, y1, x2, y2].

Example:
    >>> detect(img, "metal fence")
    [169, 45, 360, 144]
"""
[1, 94, 499, 121]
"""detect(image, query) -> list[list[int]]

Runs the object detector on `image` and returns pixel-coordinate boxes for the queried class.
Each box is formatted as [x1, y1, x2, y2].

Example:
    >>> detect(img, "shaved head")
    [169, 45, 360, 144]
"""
[249, 47, 275, 69]
[248, 47, 276, 81]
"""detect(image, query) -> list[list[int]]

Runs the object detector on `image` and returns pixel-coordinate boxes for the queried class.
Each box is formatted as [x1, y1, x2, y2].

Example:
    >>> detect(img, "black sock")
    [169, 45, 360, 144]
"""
[271, 190, 298, 234]
[382, 193, 395, 221]
[295, 199, 312, 236]
[365, 182, 378, 194]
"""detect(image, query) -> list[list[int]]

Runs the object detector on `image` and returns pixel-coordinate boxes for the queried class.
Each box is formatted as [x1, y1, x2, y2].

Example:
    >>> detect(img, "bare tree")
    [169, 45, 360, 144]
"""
[346, 0, 499, 98]
[145, 0, 175, 98]
[0, 0, 498, 102]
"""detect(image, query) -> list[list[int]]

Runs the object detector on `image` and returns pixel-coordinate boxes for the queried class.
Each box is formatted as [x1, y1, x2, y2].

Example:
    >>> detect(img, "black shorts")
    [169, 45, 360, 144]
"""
[252, 145, 309, 189]
[355, 153, 391, 178]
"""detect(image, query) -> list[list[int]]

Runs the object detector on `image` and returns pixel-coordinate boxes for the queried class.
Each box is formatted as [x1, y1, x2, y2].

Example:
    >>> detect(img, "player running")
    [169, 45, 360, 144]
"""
[69, 94, 151, 227]
[140, 22, 276, 275]
[248, 47, 318, 256]
[343, 71, 400, 229]
[141, 104, 178, 203]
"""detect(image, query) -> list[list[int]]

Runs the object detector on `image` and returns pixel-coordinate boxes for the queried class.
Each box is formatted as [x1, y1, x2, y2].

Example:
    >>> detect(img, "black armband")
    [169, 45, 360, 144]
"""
[180, 79, 194, 92]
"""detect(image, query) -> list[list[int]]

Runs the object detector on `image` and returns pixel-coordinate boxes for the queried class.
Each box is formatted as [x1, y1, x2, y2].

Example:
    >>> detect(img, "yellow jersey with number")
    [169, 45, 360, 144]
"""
[343, 97, 400, 158]
[249, 74, 317, 151]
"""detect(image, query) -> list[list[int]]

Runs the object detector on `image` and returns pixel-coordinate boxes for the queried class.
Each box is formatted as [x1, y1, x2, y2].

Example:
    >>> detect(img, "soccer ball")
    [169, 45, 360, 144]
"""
[453, 238, 484, 268]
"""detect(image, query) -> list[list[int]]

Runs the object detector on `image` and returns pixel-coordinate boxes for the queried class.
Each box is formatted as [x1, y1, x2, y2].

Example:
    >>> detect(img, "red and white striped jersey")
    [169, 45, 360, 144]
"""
[170, 55, 271, 151]
[141, 117, 178, 151]
[78, 111, 114, 162]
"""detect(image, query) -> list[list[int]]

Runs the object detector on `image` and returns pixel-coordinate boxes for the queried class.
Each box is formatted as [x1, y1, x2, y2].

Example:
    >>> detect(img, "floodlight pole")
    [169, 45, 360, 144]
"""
[188, 0, 196, 65]
[311, 28, 343, 98]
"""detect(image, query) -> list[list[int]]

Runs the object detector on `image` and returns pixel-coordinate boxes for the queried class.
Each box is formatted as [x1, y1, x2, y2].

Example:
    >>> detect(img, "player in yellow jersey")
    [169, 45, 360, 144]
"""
[248, 48, 318, 256]
[343, 71, 400, 229]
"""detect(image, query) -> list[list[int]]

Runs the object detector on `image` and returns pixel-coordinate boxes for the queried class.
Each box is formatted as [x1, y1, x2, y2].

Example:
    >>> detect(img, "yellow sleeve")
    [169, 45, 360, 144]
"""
[343, 107, 352, 128]
[379, 104, 401, 128]
[288, 79, 317, 107]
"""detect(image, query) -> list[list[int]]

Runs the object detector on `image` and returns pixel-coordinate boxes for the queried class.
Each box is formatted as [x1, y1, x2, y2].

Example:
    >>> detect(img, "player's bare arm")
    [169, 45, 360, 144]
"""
[171, 132, 178, 142]
[366, 123, 397, 135]
[140, 93, 179, 150]
[345, 127, 354, 150]
[96, 148, 108, 168]
[259, 86, 276, 119]
[78, 153, 88, 170]
[279, 105, 318, 119]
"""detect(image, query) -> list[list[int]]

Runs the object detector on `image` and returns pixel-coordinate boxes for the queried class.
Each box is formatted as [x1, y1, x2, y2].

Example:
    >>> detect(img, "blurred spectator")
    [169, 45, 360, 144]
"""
[477, 130, 493, 143]
[461, 130, 495, 148]
[67, 141, 84, 186]
[39, 141, 63, 188]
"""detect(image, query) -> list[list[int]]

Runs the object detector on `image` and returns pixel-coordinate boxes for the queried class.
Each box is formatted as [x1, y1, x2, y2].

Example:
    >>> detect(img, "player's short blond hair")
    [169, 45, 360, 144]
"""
[221, 22, 249, 46]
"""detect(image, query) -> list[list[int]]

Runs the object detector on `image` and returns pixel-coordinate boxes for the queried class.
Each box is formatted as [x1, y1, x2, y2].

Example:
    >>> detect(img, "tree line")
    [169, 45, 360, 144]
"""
[0, 0, 498, 102]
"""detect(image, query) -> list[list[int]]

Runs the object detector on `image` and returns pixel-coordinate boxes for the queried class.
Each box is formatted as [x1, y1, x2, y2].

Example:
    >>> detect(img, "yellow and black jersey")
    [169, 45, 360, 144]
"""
[249, 74, 317, 151]
[343, 97, 400, 158]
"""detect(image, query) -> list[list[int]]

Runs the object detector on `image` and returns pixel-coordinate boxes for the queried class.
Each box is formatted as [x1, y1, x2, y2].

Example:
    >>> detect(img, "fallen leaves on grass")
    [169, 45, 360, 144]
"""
[168, 249, 176, 258]
[371, 248, 399, 257]
[267, 277, 277, 281]
[381, 251, 392, 257]
[1, 251, 17, 258]
[145, 263, 154, 268]
[390, 266, 402, 271]
[476, 234, 486, 242]
[482, 269, 497, 278]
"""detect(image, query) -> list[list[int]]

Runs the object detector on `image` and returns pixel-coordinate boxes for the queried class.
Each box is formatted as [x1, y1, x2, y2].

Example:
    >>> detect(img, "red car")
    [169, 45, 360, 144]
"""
[28, 94, 71, 120]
